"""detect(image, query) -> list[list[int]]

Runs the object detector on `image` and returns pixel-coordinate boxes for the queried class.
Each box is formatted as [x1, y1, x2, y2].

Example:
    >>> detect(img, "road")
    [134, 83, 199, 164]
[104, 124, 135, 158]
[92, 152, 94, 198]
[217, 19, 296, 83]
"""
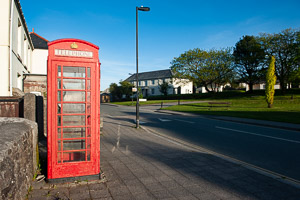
[101, 103, 300, 182]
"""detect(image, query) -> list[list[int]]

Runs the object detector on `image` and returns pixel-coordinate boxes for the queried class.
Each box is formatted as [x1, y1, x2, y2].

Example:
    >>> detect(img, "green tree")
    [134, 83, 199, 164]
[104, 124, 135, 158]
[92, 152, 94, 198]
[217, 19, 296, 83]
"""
[260, 29, 299, 93]
[138, 87, 143, 99]
[265, 56, 277, 108]
[109, 83, 122, 101]
[233, 35, 266, 93]
[289, 67, 300, 88]
[289, 30, 300, 88]
[119, 80, 134, 99]
[159, 81, 170, 96]
[171, 48, 234, 93]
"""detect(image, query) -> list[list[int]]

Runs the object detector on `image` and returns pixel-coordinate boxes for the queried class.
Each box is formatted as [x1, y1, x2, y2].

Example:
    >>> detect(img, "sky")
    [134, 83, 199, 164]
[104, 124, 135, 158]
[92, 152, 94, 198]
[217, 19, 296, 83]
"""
[21, 0, 300, 90]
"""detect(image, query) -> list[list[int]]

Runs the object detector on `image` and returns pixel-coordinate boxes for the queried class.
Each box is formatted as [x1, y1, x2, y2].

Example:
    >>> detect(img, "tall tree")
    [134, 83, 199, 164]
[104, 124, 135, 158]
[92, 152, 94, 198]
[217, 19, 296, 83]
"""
[260, 29, 300, 93]
[171, 48, 234, 93]
[233, 35, 266, 93]
[265, 56, 277, 108]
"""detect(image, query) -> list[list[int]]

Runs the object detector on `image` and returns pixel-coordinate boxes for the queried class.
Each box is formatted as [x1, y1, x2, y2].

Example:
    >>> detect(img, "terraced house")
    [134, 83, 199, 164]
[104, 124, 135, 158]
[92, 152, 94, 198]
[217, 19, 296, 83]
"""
[0, 0, 34, 96]
[0, 0, 49, 97]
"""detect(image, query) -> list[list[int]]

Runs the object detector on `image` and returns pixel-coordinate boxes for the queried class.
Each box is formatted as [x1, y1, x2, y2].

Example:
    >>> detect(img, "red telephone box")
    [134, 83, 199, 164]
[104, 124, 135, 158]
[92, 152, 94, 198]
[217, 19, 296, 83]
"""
[47, 39, 100, 181]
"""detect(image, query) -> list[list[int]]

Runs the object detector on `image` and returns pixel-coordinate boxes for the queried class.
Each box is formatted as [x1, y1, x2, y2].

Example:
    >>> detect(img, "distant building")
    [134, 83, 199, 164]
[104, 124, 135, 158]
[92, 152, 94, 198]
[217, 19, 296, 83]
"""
[241, 81, 281, 91]
[0, 0, 34, 96]
[125, 69, 193, 97]
[101, 93, 111, 103]
[30, 29, 48, 75]
[196, 84, 230, 93]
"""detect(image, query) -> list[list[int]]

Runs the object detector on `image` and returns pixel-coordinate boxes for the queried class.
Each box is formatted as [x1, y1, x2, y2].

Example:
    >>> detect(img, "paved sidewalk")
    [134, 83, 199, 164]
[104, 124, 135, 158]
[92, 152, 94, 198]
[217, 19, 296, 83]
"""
[28, 116, 300, 200]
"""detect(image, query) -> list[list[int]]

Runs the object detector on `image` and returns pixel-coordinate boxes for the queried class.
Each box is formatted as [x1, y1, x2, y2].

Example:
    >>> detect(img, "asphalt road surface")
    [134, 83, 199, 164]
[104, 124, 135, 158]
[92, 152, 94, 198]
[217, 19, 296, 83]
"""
[101, 103, 300, 182]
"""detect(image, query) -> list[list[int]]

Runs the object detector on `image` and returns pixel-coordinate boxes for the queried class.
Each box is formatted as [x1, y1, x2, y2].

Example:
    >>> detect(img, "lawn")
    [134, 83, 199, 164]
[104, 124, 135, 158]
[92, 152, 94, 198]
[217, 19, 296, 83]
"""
[111, 99, 184, 106]
[162, 95, 300, 124]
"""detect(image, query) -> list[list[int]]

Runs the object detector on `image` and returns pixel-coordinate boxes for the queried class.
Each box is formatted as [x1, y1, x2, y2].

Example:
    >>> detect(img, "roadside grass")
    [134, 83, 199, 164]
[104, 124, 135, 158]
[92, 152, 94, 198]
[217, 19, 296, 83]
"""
[162, 95, 300, 124]
[111, 99, 186, 106]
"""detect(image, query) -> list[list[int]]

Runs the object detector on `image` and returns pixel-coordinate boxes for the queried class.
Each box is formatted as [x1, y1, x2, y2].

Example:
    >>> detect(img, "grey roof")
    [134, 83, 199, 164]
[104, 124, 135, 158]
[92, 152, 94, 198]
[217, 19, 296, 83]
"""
[30, 32, 48, 49]
[125, 69, 173, 82]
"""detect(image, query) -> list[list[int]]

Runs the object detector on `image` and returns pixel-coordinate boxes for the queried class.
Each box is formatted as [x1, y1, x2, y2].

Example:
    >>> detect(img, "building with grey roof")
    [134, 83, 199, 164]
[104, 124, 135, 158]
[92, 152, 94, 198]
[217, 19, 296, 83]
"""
[125, 69, 193, 97]
[29, 30, 48, 75]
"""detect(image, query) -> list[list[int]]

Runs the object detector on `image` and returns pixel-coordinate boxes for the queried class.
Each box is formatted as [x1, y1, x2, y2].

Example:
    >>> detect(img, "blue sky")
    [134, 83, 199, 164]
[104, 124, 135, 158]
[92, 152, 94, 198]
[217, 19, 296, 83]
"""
[21, 0, 300, 90]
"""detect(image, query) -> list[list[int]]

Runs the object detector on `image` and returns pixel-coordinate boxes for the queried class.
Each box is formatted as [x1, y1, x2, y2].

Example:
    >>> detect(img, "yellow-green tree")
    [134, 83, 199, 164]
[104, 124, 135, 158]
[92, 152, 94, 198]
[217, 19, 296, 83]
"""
[265, 56, 277, 108]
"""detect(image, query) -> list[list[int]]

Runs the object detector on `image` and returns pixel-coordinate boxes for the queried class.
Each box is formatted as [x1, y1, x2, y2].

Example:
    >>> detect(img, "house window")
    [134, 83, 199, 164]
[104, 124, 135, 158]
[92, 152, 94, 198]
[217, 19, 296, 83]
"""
[151, 88, 155, 95]
[17, 72, 22, 89]
[27, 46, 31, 68]
[24, 36, 27, 66]
[17, 19, 22, 56]
[138, 81, 141, 86]
[152, 80, 155, 85]
[145, 80, 148, 86]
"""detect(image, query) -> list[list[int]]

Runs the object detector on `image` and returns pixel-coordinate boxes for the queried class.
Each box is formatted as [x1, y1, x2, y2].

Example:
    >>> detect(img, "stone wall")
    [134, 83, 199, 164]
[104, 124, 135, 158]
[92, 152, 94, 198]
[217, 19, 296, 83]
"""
[23, 74, 47, 136]
[0, 118, 38, 200]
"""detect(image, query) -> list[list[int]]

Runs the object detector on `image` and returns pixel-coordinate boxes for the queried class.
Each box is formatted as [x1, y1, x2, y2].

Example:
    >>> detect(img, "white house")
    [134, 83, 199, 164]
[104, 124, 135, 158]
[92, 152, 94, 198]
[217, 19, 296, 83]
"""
[125, 69, 193, 97]
[0, 0, 34, 96]
[239, 82, 281, 91]
[30, 29, 48, 75]
[196, 83, 231, 93]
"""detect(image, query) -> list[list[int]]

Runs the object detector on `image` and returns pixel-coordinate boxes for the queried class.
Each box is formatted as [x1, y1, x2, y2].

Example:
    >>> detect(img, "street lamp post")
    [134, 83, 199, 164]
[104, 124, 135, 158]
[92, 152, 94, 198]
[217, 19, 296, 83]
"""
[136, 6, 150, 128]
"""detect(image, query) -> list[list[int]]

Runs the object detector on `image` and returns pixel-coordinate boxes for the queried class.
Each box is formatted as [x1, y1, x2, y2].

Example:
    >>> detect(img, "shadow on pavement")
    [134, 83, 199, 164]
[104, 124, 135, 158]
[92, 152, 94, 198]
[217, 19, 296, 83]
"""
[102, 119, 300, 199]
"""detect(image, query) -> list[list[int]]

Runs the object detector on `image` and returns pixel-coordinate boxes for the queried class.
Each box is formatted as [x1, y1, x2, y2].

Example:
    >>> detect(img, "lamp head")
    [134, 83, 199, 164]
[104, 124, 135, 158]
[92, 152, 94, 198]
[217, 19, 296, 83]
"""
[138, 6, 150, 11]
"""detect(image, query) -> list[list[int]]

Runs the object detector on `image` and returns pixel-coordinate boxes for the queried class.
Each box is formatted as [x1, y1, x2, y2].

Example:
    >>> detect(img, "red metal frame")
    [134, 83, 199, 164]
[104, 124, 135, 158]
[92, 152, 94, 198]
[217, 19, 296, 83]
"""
[47, 39, 100, 180]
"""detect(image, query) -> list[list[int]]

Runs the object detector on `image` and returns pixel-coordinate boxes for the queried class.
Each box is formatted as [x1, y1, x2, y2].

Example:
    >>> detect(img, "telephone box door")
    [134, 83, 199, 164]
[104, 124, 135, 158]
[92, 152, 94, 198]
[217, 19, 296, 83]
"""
[47, 39, 100, 180]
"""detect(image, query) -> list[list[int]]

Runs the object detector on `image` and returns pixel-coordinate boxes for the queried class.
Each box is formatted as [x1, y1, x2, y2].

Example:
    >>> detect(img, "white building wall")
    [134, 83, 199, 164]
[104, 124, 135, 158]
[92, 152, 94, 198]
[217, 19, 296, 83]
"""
[0, 0, 11, 96]
[131, 77, 193, 96]
[0, 0, 33, 96]
[172, 78, 193, 94]
[244, 83, 282, 91]
[198, 85, 224, 93]
[0, 48, 10, 96]
[32, 49, 48, 74]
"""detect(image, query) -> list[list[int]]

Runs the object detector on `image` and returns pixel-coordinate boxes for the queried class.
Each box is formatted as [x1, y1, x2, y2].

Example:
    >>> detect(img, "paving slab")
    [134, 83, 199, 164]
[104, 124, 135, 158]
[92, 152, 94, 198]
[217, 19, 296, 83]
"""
[28, 116, 300, 200]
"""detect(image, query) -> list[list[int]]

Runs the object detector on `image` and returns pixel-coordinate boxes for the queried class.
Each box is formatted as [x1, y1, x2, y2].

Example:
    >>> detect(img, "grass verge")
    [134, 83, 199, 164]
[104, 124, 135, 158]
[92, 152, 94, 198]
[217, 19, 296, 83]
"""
[111, 99, 185, 106]
[162, 95, 300, 124]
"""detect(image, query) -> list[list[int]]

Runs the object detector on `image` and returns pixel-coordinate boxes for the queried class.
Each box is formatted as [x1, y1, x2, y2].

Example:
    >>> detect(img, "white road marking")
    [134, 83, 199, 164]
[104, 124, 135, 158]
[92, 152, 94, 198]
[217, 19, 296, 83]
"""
[158, 118, 195, 124]
[158, 118, 172, 122]
[216, 126, 300, 144]
[173, 119, 195, 124]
